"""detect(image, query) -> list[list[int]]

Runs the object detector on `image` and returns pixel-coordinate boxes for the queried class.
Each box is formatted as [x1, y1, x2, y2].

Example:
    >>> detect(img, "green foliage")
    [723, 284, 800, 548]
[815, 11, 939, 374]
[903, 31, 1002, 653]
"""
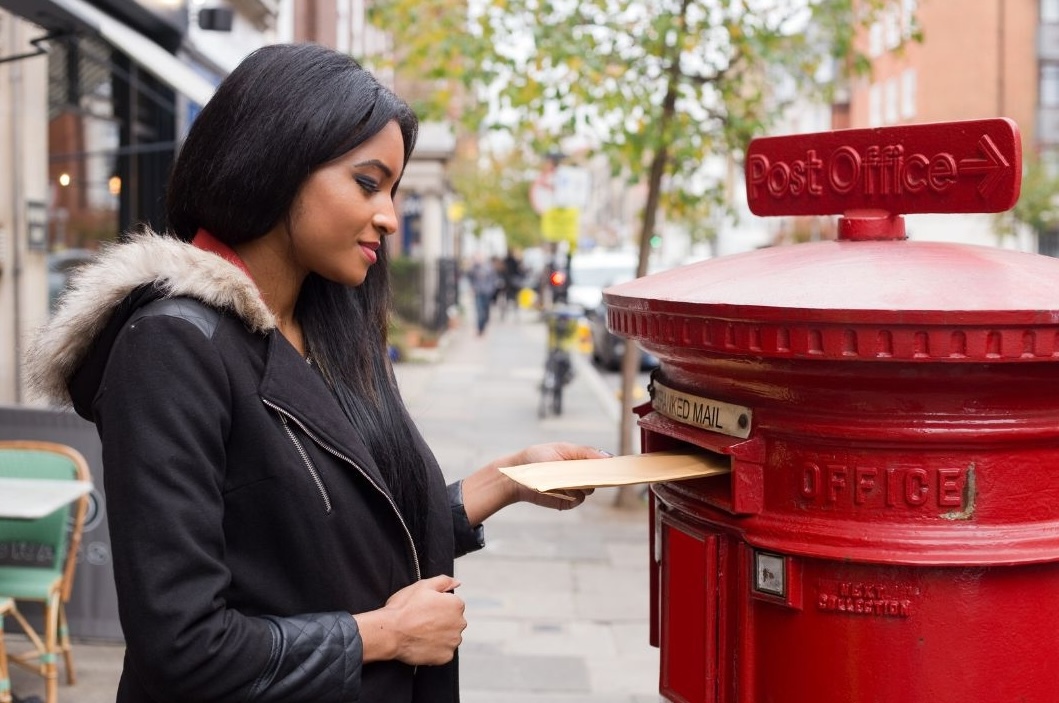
[369, 0, 890, 245]
[366, 0, 493, 123]
[448, 149, 542, 250]
[388, 256, 425, 326]
[996, 158, 1059, 239]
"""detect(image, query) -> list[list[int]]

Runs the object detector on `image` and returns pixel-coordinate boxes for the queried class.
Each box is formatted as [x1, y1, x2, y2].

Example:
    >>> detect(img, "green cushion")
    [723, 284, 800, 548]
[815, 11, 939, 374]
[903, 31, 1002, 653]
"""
[0, 566, 62, 600]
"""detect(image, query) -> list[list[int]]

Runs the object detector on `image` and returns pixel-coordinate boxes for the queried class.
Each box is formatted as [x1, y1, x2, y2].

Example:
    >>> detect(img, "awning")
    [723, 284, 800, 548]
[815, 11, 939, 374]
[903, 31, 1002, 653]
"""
[2, 0, 217, 106]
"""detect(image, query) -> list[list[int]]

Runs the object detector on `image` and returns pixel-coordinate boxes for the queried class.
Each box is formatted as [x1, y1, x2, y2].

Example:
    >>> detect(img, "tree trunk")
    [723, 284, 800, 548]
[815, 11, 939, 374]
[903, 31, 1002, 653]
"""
[613, 0, 689, 509]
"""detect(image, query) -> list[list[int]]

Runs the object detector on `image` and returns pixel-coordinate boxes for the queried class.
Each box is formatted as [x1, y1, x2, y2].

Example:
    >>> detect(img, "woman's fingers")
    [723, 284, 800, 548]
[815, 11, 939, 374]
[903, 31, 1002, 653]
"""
[385, 577, 467, 665]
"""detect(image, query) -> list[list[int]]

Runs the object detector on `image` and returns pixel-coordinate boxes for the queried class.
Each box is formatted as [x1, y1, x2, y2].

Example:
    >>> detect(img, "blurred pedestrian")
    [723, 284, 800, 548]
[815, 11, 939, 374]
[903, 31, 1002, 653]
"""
[26, 42, 602, 703]
[467, 253, 498, 335]
[499, 248, 525, 319]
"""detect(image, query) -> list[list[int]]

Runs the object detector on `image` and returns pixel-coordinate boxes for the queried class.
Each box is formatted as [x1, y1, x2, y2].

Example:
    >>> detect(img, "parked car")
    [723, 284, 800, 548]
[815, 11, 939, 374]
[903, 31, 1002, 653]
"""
[568, 251, 660, 371]
[565, 251, 639, 313]
[585, 304, 659, 371]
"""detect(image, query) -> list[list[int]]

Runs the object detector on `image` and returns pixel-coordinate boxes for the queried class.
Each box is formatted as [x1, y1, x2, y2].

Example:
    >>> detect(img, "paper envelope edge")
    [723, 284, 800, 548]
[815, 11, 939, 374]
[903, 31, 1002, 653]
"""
[498, 451, 731, 493]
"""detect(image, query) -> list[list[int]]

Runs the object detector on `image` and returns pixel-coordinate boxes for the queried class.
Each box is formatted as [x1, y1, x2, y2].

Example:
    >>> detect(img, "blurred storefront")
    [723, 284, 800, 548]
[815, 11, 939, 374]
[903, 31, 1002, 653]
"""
[3, 1, 222, 248]
[0, 0, 277, 642]
[0, 1, 207, 403]
[0, 0, 456, 401]
[0, 0, 281, 404]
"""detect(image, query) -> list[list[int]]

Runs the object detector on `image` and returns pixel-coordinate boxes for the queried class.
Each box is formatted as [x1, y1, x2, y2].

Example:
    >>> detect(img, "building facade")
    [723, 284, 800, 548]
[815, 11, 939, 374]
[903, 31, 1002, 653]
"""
[836, 0, 1055, 251]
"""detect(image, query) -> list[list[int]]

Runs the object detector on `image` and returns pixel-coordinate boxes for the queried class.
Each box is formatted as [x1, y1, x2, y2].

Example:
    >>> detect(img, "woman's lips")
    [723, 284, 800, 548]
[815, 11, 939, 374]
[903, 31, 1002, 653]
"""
[360, 242, 378, 264]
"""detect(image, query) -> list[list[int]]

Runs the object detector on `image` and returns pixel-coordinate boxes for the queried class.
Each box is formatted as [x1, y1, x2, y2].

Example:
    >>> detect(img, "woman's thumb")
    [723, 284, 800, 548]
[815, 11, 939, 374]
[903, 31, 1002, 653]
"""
[423, 574, 461, 592]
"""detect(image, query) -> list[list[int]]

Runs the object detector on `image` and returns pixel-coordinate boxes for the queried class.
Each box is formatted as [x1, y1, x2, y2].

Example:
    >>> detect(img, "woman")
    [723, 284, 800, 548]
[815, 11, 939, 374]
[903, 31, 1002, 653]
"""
[26, 43, 603, 702]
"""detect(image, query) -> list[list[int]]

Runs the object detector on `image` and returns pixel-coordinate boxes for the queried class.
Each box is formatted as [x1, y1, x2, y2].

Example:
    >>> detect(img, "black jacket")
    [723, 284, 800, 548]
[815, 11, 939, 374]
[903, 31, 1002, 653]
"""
[26, 233, 483, 702]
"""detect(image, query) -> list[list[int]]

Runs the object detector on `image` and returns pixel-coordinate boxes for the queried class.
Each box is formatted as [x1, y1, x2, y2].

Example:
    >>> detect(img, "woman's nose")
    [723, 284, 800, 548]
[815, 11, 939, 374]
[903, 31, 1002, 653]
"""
[374, 200, 398, 236]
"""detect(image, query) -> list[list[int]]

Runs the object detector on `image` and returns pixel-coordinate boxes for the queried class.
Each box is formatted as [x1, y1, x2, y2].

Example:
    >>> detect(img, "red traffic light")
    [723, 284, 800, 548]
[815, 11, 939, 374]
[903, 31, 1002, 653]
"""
[549, 270, 567, 287]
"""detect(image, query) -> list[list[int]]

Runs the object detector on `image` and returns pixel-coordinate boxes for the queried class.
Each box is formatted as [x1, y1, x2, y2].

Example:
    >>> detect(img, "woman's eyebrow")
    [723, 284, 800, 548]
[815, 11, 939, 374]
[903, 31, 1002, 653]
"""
[354, 159, 394, 178]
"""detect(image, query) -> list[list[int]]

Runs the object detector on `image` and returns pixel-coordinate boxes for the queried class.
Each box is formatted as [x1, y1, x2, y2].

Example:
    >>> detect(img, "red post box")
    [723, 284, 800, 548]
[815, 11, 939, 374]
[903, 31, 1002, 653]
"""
[604, 118, 1059, 702]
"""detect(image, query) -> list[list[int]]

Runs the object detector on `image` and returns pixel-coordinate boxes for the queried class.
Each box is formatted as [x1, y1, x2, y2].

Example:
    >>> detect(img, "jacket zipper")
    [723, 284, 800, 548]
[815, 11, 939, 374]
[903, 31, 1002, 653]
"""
[263, 399, 422, 580]
[277, 413, 333, 513]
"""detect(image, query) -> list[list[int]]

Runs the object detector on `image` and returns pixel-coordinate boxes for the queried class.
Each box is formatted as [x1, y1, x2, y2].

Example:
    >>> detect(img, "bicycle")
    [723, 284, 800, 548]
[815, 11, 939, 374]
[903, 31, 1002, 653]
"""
[538, 306, 580, 418]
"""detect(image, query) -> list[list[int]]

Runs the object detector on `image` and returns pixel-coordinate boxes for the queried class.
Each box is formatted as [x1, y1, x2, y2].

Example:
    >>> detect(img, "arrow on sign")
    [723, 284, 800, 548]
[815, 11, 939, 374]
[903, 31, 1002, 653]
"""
[958, 135, 1010, 198]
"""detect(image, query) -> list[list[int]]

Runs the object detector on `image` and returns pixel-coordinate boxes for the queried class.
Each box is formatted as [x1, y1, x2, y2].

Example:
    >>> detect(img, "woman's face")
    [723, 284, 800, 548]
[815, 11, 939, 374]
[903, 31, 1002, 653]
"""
[286, 120, 405, 287]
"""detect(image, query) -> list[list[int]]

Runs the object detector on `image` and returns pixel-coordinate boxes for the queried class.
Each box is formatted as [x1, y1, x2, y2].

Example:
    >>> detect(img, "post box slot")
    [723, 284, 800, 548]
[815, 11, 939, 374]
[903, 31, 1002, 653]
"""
[640, 410, 764, 515]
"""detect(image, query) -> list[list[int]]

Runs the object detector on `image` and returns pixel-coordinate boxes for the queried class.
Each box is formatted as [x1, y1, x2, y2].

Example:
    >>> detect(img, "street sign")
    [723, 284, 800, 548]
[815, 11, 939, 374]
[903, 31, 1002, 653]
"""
[542, 207, 580, 247]
[531, 164, 590, 214]
[745, 118, 1022, 216]
[530, 175, 554, 215]
[553, 166, 590, 209]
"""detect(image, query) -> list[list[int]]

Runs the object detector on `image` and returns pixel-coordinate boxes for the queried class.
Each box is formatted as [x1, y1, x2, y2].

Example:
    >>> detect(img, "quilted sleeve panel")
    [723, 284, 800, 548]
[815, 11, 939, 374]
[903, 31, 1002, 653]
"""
[250, 613, 362, 701]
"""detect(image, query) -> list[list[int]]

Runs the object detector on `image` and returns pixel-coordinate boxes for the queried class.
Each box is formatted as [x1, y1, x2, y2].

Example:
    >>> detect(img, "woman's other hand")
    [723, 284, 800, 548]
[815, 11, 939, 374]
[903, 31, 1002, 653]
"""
[354, 574, 466, 666]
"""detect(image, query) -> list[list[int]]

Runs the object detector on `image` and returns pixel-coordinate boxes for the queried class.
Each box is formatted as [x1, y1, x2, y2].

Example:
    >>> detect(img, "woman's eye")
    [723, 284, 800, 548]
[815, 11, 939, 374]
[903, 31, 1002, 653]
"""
[355, 176, 381, 194]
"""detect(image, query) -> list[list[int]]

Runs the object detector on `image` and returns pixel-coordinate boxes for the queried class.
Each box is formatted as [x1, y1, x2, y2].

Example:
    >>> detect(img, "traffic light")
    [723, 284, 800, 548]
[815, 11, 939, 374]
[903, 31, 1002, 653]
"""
[546, 264, 569, 303]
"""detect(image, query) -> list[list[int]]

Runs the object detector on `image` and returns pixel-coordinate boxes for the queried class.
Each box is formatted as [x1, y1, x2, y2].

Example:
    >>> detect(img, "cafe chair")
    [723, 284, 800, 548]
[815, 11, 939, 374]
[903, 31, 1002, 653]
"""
[0, 441, 91, 703]
[0, 597, 12, 703]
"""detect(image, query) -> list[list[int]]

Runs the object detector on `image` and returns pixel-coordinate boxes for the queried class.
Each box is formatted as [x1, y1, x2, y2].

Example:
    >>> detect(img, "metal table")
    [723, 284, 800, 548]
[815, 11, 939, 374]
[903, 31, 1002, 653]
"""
[0, 478, 93, 520]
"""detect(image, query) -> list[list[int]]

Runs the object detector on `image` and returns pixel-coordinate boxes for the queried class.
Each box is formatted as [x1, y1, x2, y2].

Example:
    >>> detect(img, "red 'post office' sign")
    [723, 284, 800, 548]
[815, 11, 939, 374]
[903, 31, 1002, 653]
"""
[745, 118, 1022, 217]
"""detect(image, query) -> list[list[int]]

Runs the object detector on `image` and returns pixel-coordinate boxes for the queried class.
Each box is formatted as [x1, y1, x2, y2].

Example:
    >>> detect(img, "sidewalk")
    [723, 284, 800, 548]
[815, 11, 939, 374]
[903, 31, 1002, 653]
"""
[401, 309, 658, 703]
[12, 308, 659, 703]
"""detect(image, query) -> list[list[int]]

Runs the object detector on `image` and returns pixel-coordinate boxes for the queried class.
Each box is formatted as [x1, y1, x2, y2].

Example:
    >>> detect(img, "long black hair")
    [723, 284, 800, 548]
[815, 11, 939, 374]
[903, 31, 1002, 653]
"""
[165, 43, 433, 554]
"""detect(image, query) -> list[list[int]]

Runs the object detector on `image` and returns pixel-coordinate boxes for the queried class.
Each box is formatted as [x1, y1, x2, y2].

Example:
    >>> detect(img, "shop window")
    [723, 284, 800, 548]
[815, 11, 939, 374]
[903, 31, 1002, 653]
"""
[1042, 63, 1059, 108]
[884, 77, 899, 124]
[884, 4, 902, 50]
[901, 68, 917, 119]
[47, 35, 175, 253]
[869, 21, 884, 57]
[869, 83, 883, 127]
[902, 0, 918, 38]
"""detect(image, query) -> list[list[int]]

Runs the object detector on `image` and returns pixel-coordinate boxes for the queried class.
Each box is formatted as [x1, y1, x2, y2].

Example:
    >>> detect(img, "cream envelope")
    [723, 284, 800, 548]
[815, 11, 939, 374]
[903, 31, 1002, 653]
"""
[499, 450, 730, 495]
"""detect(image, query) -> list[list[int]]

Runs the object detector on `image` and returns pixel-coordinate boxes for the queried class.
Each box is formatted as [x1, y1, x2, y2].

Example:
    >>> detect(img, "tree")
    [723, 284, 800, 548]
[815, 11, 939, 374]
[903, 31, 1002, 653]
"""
[369, 0, 892, 503]
[449, 148, 542, 250]
[996, 158, 1059, 247]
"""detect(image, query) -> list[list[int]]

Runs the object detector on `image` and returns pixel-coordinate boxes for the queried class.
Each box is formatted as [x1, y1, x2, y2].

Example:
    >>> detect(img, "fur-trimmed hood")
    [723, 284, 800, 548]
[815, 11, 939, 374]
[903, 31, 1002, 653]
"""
[25, 231, 277, 408]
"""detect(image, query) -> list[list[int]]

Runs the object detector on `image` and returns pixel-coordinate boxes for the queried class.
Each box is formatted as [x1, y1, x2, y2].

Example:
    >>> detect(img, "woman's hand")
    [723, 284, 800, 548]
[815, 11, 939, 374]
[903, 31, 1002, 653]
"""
[461, 443, 610, 524]
[500, 442, 607, 510]
[354, 575, 466, 666]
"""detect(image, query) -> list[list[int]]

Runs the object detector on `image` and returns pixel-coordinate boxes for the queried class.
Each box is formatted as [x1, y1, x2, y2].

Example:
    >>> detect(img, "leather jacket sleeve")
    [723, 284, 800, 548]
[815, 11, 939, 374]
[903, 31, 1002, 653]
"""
[448, 480, 486, 558]
[249, 614, 362, 701]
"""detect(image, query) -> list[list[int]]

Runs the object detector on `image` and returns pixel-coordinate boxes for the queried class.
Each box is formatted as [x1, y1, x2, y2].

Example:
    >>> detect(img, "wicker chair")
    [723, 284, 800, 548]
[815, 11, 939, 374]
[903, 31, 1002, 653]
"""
[0, 441, 91, 703]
